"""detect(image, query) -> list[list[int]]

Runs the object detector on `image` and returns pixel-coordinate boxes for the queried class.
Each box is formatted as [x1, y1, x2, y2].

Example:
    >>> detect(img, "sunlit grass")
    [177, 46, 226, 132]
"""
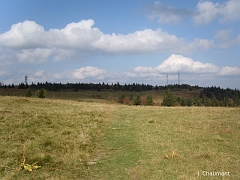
[0, 96, 115, 179]
[0, 95, 239, 179]
[91, 106, 240, 180]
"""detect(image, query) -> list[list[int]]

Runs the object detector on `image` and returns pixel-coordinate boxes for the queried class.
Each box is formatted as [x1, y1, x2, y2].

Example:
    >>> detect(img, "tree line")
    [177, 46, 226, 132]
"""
[9, 81, 202, 92]
[1, 82, 239, 106]
[161, 87, 240, 107]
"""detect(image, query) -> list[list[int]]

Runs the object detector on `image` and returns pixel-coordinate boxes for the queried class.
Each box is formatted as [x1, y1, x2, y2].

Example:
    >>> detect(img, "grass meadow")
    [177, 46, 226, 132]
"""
[0, 94, 239, 179]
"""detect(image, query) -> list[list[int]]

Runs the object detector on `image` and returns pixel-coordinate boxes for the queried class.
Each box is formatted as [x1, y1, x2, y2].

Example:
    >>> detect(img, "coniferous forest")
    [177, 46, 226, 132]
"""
[0, 81, 240, 107]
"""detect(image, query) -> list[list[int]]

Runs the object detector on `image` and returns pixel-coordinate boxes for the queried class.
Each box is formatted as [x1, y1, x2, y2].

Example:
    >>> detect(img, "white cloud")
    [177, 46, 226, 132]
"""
[219, 66, 240, 76]
[34, 70, 45, 77]
[47, 19, 102, 49]
[38, 66, 110, 83]
[214, 29, 240, 49]
[1, 58, 239, 88]
[72, 66, 107, 80]
[194, 1, 220, 24]
[0, 20, 46, 49]
[134, 54, 220, 74]
[214, 29, 232, 41]
[92, 29, 190, 54]
[126, 54, 239, 84]
[145, 1, 192, 24]
[17, 48, 52, 63]
[194, 0, 240, 24]
[0, 19, 216, 64]
[145, 1, 240, 25]
[189, 38, 214, 51]
[219, 0, 240, 23]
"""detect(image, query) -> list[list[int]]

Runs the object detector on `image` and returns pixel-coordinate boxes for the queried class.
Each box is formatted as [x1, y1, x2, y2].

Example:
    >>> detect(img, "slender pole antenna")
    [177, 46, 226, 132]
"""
[25, 75, 28, 85]
[178, 71, 180, 85]
[167, 73, 168, 85]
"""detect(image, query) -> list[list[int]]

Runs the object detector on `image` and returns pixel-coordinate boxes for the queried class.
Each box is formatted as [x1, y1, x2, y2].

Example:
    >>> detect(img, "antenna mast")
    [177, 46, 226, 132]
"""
[25, 75, 28, 85]
[167, 73, 168, 85]
[178, 71, 180, 85]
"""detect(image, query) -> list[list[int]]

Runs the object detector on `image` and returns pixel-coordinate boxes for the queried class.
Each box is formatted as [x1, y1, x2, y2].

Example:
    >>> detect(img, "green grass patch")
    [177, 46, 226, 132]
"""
[0, 95, 239, 179]
[0, 96, 115, 179]
[90, 106, 240, 179]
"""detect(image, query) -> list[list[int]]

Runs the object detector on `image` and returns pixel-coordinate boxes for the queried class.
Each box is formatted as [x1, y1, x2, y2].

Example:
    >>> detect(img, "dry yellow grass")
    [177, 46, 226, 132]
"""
[0, 96, 239, 179]
[91, 106, 240, 180]
[0, 96, 115, 179]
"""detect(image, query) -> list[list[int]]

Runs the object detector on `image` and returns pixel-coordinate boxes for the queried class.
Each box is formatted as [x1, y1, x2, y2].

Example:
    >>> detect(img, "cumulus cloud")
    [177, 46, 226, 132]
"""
[0, 19, 215, 64]
[218, 66, 240, 76]
[93, 29, 191, 54]
[156, 54, 220, 73]
[219, 0, 240, 23]
[132, 54, 220, 75]
[17, 48, 52, 63]
[1, 58, 239, 88]
[126, 54, 240, 84]
[20, 66, 108, 84]
[145, 0, 240, 25]
[72, 66, 107, 80]
[194, 1, 220, 24]
[194, 0, 240, 24]
[0, 20, 46, 49]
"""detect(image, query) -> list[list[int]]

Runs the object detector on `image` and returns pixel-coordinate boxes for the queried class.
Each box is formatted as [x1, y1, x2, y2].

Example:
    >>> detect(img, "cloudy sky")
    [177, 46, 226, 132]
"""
[0, 0, 240, 88]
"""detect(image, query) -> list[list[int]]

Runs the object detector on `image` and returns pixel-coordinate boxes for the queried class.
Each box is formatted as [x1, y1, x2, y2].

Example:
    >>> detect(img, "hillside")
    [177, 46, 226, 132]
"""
[0, 96, 239, 179]
[1, 83, 239, 107]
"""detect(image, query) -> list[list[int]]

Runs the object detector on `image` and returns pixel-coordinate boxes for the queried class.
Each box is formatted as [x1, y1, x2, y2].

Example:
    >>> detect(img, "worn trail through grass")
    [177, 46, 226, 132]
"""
[90, 106, 239, 180]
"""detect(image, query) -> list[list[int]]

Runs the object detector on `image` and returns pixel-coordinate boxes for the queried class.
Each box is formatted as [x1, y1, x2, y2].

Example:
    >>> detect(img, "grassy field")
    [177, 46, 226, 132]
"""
[0, 96, 239, 179]
[0, 88, 201, 105]
[0, 96, 115, 179]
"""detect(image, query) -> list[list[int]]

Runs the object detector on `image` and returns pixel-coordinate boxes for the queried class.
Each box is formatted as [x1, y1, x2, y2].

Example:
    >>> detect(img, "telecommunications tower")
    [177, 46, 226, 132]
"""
[25, 75, 28, 85]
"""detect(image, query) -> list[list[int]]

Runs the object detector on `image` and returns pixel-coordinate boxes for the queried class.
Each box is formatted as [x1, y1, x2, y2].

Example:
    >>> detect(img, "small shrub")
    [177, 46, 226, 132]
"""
[161, 89, 175, 106]
[36, 88, 47, 98]
[180, 98, 186, 106]
[146, 95, 154, 106]
[186, 98, 192, 106]
[25, 88, 32, 97]
[134, 95, 141, 105]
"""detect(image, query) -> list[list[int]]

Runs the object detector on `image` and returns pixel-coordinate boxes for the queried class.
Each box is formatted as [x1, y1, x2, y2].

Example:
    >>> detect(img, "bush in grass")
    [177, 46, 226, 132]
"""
[146, 95, 154, 106]
[186, 98, 192, 106]
[25, 88, 32, 97]
[36, 88, 47, 98]
[134, 95, 141, 105]
[180, 98, 186, 106]
[161, 89, 175, 106]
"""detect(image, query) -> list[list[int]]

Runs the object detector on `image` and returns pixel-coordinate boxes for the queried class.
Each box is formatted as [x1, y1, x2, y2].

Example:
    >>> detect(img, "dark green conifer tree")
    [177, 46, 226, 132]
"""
[146, 95, 154, 106]
[161, 89, 175, 106]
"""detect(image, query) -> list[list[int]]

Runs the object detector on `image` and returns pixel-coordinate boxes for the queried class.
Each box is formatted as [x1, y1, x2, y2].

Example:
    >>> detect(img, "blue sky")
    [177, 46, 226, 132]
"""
[0, 0, 239, 88]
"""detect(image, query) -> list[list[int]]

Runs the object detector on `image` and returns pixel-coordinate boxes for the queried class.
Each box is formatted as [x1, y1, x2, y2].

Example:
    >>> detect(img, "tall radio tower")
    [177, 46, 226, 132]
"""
[25, 75, 28, 85]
